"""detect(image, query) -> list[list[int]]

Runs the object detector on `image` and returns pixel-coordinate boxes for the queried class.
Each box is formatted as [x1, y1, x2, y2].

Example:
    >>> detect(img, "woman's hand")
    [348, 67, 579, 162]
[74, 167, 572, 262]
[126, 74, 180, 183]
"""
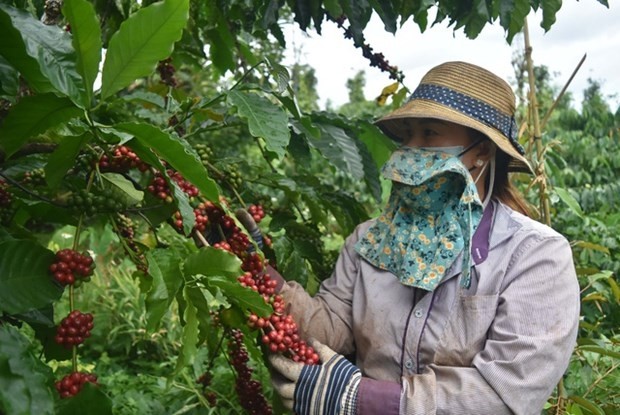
[269, 338, 361, 415]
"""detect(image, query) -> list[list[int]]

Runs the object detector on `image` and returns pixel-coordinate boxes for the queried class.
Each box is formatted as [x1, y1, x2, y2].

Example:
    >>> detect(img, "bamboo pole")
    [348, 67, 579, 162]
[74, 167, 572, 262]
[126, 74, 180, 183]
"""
[541, 54, 587, 131]
[523, 18, 551, 226]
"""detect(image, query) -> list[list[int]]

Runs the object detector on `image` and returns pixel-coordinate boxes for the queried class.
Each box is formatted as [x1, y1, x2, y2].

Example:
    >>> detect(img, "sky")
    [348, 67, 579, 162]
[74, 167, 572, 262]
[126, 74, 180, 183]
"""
[282, 1, 620, 110]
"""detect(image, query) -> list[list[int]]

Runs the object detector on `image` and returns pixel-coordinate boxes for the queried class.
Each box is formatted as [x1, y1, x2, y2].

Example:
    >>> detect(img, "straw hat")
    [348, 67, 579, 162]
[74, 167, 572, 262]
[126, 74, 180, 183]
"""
[375, 61, 533, 174]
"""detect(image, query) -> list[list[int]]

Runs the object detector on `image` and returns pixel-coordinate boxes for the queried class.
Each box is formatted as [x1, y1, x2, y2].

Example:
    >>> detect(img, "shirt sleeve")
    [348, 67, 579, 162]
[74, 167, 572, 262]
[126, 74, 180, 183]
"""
[400, 233, 580, 415]
[276, 229, 361, 356]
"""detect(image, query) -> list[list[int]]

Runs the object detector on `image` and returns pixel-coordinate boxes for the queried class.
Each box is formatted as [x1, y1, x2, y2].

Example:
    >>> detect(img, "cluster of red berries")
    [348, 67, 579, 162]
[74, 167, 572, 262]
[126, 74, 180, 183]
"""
[55, 372, 98, 399]
[181, 201, 252, 255]
[55, 310, 94, 348]
[212, 241, 232, 251]
[240, 253, 319, 365]
[148, 170, 199, 202]
[172, 203, 210, 233]
[48, 249, 95, 286]
[0, 180, 11, 207]
[99, 145, 149, 172]
[228, 329, 272, 415]
[147, 174, 173, 203]
[247, 204, 265, 223]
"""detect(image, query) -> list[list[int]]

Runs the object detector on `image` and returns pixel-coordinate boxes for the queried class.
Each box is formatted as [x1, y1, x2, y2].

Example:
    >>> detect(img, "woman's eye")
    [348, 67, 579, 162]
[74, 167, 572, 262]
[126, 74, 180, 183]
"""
[423, 128, 439, 136]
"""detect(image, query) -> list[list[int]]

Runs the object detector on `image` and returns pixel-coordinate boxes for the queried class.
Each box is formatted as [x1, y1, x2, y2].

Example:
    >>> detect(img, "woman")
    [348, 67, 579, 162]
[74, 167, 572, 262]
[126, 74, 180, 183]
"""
[268, 61, 580, 415]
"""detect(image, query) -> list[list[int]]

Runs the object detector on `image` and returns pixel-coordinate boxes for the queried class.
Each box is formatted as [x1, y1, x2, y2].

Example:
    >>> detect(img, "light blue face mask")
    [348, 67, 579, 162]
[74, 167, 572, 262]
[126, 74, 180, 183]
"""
[354, 145, 484, 291]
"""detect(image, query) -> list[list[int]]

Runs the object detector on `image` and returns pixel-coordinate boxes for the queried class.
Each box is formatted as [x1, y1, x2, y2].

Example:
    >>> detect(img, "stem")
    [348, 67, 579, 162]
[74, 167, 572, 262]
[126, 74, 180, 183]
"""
[256, 139, 278, 174]
[216, 224, 227, 242]
[230, 60, 265, 92]
[194, 229, 209, 247]
[0, 171, 63, 206]
[68, 171, 96, 373]
[200, 160, 245, 205]
[196, 60, 265, 112]
[179, 371, 211, 409]
[523, 18, 551, 226]
[229, 185, 245, 207]
[540, 54, 587, 130]
[583, 361, 619, 398]
[137, 211, 163, 247]
[206, 331, 226, 369]
[555, 378, 567, 414]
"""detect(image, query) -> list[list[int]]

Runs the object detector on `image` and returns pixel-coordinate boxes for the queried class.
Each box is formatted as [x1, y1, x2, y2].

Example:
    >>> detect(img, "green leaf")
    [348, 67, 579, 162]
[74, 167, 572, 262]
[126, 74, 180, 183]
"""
[183, 247, 243, 280]
[205, 14, 236, 74]
[0, 4, 85, 105]
[290, 0, 317, 31]
[184, 286, 213, 344]
[572, 240, 610, 255]
[0, 55, 19, 96]
[62, 0, 103, 107]
[568, 395, 605, 415]
[126, 137, 195, 233]
[272, 236, 311, 288]
[268, 60, 290, 94]
[100, 0, 189, 99]
[0, 94, 82, 158]
[577, 345, 620, 360]
[56, 382, 113, 415]
[340, 0, 372, 44]
[115, 122, 219, 202]
[144, 249, 183, 332]
[323, 0, 343, 16]
[121, 90, 166, 109]
[554, 187, 584, 218]
[540, 0, 562, 31]
[464, 0, 490, 39]
[368, 0, 398, 33]
[400, 0, 434, 32]
[303, 121, 364, 179]
[499, 0, 531, 43]
[0, 240, 62, 315]
[44, 133, 90, 189]
[0, 4, 54, 94]
[101, 172, 144, 205]
[228, 90, 290, 159]
[0, 325, 55, 415]
[173, 287, 199, 376]
[320, 187, 369, 235]
[31, 322, 72, 362]
[206, 276, 273, 317]
[608, 276, 620, 303]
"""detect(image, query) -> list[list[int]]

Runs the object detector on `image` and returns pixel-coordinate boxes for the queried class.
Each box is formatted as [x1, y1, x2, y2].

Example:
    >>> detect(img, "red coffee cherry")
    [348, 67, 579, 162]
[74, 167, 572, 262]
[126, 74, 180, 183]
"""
[54, 310, 94, 348]
[55, 372, 98, 399]
[48, 249, 95, 286]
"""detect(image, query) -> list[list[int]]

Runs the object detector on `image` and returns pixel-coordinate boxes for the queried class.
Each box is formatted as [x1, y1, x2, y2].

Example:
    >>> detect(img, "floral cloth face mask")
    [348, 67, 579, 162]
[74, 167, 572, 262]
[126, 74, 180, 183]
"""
[354, 145, 484, 291]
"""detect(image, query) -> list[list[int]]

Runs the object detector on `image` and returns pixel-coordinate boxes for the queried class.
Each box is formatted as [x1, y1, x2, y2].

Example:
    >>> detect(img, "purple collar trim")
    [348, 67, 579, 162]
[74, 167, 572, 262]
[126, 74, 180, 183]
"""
[471, 202, 494, 265]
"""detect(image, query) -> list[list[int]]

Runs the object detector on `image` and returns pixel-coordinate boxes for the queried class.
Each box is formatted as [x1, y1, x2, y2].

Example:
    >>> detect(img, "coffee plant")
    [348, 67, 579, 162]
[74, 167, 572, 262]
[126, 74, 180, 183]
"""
[0, 0, 615, 414]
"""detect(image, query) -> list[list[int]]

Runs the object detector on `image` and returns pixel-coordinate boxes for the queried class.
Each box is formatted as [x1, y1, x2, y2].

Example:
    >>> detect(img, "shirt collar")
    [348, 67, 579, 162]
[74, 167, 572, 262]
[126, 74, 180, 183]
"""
[471, 200, 495, 265]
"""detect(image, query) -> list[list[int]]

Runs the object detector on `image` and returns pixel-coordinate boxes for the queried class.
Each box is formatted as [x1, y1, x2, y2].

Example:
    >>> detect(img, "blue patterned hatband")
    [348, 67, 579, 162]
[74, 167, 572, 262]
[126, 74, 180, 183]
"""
[408, 84, 525, 155]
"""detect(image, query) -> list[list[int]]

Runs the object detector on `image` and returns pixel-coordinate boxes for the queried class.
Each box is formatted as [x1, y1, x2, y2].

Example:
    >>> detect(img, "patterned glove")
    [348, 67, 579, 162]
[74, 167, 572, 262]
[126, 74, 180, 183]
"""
[269, 338, 361, 415]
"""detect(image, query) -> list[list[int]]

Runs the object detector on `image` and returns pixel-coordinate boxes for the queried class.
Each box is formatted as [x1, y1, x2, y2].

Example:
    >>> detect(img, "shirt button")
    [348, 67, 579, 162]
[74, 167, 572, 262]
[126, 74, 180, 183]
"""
[414, 309, 424, 318]
[404, 360, 413, 369]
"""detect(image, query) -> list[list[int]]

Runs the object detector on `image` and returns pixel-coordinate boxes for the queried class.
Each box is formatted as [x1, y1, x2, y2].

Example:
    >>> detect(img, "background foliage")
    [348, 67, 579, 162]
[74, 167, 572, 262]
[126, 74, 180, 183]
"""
[0, 0, 617, 414]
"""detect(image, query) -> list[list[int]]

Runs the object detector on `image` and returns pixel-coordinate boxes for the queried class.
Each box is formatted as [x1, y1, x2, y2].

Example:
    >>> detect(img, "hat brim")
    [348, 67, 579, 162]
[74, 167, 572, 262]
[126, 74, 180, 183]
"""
[376, 99, 533, 174]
